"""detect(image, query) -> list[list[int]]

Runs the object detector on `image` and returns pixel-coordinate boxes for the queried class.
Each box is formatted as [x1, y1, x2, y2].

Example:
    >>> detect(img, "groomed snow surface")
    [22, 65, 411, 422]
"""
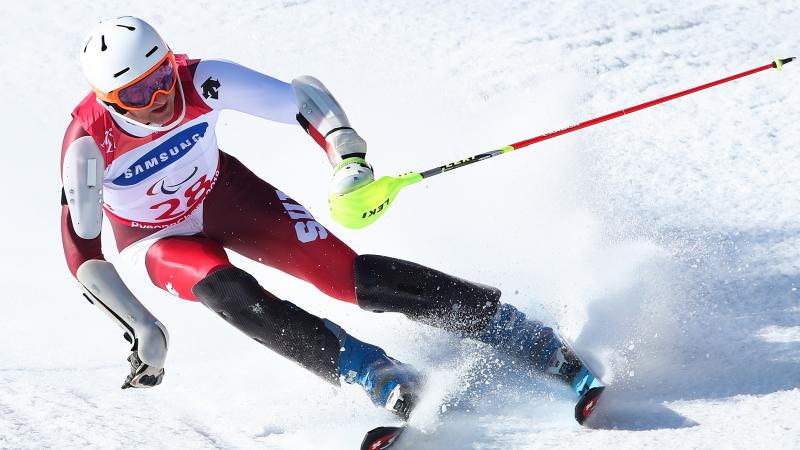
[1, 1, 798, 448]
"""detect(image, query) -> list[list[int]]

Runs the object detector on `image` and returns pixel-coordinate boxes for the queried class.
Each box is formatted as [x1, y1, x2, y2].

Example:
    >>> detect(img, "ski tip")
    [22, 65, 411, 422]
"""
[575, 386, 605, 425]
[360, 426, 407, 450]
[773, 57, 795, 71]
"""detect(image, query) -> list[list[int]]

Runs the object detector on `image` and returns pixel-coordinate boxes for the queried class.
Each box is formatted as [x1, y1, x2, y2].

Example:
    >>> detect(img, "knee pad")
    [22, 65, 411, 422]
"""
[354, 255, 500, 334]
[191, 267, 341, 383]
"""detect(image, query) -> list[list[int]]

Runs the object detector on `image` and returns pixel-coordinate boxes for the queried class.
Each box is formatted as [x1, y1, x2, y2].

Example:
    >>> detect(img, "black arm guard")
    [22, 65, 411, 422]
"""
[354, 255, 501, 334]
[192, 267, 342, 384]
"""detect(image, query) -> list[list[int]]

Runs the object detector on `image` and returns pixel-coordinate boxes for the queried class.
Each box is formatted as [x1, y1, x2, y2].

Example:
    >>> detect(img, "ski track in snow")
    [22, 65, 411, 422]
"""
[1, 0, 798, 448]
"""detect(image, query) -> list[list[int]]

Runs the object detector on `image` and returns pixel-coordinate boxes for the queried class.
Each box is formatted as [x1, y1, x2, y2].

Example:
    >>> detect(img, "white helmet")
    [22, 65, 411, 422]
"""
[80, 16, 170, 97]
[79, 16, 185, 131]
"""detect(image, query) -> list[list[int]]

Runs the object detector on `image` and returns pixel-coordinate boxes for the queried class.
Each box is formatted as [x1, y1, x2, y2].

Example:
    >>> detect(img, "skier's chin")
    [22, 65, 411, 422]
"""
[148, 101, 175, 123]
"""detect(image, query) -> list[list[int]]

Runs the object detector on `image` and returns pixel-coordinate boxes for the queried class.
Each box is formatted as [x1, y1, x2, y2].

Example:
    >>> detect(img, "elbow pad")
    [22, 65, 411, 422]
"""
[292, 76, 367, 165]
[76, 260, 169, 367]
[62, 136, 103, 239]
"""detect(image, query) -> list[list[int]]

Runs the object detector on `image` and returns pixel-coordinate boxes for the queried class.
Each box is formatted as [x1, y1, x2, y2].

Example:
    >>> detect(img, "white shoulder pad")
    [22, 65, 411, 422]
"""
[62, 136, 103, 239]
[292, 75, 352, 135]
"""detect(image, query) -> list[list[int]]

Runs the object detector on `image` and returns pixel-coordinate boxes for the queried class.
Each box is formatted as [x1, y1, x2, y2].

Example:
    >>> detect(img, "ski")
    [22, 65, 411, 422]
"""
[575, 386, 605, 425]
[556, 336, 606, 425]
[360, 335, 605, 448]
[360, 425, 407, 450]
[360, 379, 605, 449]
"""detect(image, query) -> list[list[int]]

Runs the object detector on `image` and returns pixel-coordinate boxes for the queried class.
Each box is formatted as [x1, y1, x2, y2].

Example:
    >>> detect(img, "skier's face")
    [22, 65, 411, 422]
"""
[123, 88, 177, 125]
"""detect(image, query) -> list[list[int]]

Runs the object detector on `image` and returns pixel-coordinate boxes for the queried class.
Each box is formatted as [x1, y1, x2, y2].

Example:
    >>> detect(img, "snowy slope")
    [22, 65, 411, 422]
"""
[1, 0, 798, 448]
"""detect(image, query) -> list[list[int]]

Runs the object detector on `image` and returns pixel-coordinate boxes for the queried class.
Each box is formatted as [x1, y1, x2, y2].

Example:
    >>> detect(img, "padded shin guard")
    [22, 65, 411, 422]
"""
[192, 267, 341, 384]
[354, 255, 501, 334]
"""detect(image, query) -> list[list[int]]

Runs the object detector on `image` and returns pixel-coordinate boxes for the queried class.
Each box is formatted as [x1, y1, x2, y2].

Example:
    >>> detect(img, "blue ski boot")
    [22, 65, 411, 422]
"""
[338, 332, 420, 420]
[476, 304, 604, 422]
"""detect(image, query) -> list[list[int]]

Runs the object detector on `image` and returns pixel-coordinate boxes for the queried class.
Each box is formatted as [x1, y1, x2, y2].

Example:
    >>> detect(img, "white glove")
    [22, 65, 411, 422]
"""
[330, 157, 374, 195]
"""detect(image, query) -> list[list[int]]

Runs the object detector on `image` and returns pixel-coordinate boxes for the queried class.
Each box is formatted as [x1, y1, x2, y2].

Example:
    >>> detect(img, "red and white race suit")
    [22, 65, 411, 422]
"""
[61, 55, 358, 302]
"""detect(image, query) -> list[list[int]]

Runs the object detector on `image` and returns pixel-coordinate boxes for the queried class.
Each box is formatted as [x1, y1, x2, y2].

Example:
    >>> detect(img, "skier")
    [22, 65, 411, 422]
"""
[61, 16, 601, 422]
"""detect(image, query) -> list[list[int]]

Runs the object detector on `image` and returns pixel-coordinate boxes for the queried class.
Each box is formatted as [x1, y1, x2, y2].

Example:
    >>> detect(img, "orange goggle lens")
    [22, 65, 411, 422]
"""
[105, 53, 177, 110]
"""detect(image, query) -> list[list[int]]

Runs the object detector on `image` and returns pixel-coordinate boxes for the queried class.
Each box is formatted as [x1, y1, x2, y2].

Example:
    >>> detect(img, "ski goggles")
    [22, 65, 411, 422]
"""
[97, 52, 178, 110]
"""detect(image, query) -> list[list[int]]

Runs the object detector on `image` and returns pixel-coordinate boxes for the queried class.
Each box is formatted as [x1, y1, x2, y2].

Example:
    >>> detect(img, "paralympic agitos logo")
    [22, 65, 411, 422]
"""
[146, 166, 199, 196]
[112, 122, 209, 186]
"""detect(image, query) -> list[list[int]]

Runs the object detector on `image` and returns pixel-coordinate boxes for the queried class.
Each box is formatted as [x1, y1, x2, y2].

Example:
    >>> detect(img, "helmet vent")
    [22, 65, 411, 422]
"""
[145, 46, 159, 57]
[113, 67, 130, 78]
[116, 24, 136, 31]
[101, 35, 107, 51]
[83, 37, 92, 53]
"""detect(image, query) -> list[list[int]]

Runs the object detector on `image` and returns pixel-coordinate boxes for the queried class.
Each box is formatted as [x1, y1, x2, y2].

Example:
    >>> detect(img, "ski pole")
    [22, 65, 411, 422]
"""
[329, 57, 795, 229]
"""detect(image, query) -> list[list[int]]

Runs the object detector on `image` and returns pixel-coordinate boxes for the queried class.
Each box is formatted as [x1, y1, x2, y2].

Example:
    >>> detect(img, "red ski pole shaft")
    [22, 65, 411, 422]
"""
[419, 57, 794, 179]
[511, 59, 784, 149]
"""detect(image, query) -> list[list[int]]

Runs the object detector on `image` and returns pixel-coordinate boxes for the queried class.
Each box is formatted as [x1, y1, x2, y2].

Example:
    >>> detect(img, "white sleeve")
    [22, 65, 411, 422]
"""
[192, 59, 297, 124]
